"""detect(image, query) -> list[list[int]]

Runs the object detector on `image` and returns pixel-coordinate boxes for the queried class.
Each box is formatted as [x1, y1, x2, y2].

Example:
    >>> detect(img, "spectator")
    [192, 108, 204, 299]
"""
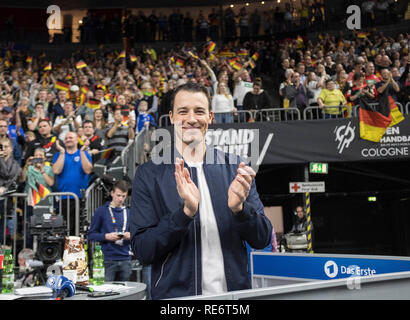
[20, 148, 54, 247]
[92, 108, 107, 138]
[136, 100, 156, 133]
[306, 70, 326, 107]
[283, 72, 310, 113]
[317, 79, 347, 118]
[243, 78, 272, 121]
[88, 180, 132, 282]
[376, 68, 400, 104]
[25, 119, 62, 164]
[0, 119, 22, 165]
[79, 120, 104, 163]
[26, 102, 47, 134]
[48, 90, 68, 122]
[52, 131, 93, 235]
[212, 82, 236, 124]
[53, 101, 82, 141]
[106, 108, 135, 157]
[0, 137, 21, 244]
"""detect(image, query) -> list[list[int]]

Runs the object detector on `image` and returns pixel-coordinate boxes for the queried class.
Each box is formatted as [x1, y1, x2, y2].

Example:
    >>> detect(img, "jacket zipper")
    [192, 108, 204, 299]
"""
[155, 252, 171, 288]
[194, 218, 198, 295]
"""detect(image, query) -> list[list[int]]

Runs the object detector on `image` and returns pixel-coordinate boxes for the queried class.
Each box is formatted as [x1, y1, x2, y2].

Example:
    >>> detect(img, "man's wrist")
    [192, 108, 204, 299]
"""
[230, 203, 244, 214]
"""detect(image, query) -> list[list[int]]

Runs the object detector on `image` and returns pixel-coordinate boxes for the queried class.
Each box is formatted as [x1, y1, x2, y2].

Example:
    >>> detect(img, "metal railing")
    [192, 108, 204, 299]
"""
[255, 108, 301, 121]
[1, 192, 80, 262]
[303, 105, 352, 120]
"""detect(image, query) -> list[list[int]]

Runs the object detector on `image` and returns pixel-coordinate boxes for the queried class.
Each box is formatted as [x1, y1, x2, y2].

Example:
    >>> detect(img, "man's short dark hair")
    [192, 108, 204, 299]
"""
[170, 81, 211, 112]
[38, 119, 51, 126]
[112, 180, 129, 193]
[83, 120, 94, 127]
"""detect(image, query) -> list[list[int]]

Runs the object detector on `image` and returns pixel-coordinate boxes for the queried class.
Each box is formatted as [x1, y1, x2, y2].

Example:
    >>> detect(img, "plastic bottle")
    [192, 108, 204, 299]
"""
[2, 249, 15, 294]
[92, 245, 104, 285]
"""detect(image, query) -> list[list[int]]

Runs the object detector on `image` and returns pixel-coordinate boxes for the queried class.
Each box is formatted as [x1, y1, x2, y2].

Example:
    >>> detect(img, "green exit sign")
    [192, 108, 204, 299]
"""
[310, 162, 328, 174]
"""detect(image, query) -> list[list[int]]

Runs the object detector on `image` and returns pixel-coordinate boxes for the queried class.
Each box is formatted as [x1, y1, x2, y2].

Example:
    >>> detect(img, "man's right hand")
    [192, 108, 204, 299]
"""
[174, 157, 200, 217]
[105, 232, 122, 242]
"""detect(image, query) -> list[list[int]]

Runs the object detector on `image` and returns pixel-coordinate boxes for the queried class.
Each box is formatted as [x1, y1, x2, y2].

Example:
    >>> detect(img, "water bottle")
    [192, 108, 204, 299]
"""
[92, 245, 104, 285]
[2, 249, 14, 294]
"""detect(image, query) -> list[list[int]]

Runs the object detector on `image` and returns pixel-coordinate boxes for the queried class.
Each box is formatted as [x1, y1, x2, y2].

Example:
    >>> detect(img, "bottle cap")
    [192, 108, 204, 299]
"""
[95, 245, 101, 250]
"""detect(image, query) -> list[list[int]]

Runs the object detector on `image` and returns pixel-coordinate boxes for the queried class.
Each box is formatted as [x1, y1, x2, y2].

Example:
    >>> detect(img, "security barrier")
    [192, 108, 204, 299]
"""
[255, 108, 301, 121]
[1, 192, 80, 262]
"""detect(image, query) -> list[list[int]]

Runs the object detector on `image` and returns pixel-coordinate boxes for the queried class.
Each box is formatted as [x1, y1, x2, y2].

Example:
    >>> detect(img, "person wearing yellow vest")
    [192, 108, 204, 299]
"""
[318, 79, 347, 118]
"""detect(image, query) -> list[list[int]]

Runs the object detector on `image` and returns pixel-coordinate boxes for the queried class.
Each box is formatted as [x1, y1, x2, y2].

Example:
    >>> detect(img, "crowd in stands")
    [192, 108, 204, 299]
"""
[0, 21, 408, 244]
[76, 1, 403, 45]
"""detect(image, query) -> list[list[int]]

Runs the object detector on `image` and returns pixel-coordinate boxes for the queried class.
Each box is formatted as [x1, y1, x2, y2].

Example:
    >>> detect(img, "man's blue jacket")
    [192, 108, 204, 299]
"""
[130, 147, 272, 299]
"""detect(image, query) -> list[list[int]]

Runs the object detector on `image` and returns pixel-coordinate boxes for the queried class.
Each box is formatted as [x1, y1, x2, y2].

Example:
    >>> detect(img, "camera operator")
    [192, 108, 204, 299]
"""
[0, 137, 22, 244]
[88, 180, 132, 282]
[20, 148, 54, 247]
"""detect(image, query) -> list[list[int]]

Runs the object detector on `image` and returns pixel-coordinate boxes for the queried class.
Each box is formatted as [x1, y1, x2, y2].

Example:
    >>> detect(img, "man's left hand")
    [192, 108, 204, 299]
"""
[228, 162, 256, 213]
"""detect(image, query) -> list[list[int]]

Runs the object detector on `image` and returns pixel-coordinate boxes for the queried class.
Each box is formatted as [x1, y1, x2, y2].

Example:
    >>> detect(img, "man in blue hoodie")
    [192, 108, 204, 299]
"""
[130, 82, 272, 299]
[88, 180, 132, 281]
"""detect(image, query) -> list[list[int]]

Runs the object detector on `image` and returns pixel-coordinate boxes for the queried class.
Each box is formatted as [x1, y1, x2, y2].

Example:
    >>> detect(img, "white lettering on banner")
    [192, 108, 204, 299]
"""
[324, 261, 376, 279]
[206, 129, 256, 161]
[362, 147, 409, 158]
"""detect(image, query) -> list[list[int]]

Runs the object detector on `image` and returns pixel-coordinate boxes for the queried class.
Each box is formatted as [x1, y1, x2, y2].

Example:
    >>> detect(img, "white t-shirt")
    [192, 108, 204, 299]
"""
[212, 94, 235, 113]
[233, 80, 253, 106]
[186, 161, 227, 296]
[53, 115, 82, 141]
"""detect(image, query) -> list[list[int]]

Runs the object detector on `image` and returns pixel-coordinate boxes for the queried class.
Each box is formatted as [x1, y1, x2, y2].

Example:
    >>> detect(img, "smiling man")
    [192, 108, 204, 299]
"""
[130, 82, 272, 300]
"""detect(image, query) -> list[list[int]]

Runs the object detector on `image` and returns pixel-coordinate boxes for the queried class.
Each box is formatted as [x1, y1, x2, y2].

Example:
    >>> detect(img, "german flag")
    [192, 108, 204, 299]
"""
[251, 52, 259, 61]
[36, 182, 50, 199]
[130, 54, 137, 62]
[26, 56, 32, 63]
[249, 59, 256, 69]
[118, 51, 126, 59]
[176, 58, 185, 68]
[76, 60, 87, 69]
[87, 98, 101, 110]
[359, 96, 404, 142]
[44, 63, 52, 71]
[232, 62, 243, 71]
[30, 188, 41, 206]
[81, 85, 90, 94]
[357, 31, 369, 39]
[238, 49, 248, 56]
[100, 148, 113, 160]
[55, 80, 70, 92]
[206, 41, 216, 53]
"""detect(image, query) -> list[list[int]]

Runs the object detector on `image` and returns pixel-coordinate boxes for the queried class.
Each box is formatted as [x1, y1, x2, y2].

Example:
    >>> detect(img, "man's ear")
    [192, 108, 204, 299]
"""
[208, 112, 214, 124]
[169, 110, 174, 125]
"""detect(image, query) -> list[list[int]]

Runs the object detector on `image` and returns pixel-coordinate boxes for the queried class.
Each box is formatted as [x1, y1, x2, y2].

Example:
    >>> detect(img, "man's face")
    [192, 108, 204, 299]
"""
[58, 91, 67, 102]
[64, 132, 77, 148]
[169, 90, 212, 147]
[366, 63, 375, 75]
[0, 121, 8, 135]
[64, 102, 73, 115]
[0, 99, 8, 108]
[38, 121, 51, 137]
[296, 207, 305, 219]
[292, 73, 300, 85]
[110, 188, 128, 207]
[83, 122, 95, 136]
